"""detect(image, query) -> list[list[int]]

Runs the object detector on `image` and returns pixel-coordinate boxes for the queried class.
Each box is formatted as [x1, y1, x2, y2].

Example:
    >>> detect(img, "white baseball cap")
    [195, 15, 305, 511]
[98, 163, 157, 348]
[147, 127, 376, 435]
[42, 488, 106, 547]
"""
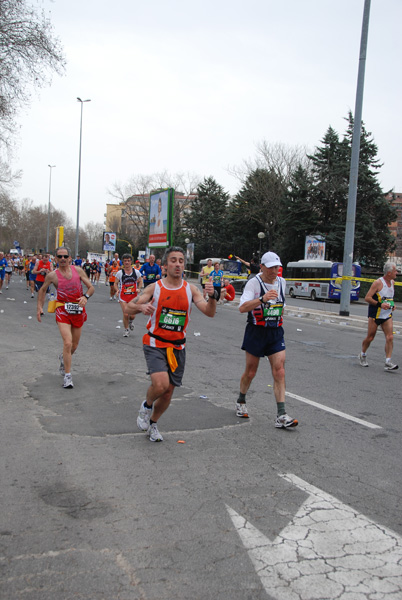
[261, 251, 282, 268]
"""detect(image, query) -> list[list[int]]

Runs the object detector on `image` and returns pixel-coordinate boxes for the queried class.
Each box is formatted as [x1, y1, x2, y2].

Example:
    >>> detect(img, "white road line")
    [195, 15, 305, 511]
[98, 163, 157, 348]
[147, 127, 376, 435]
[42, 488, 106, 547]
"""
[285, 391, 382, 429]
[227, 473, 402, 600]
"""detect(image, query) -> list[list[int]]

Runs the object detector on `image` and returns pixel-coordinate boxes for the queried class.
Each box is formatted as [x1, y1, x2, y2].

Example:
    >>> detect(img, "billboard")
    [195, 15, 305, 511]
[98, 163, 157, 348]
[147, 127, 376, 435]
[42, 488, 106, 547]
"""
[103, 231, 116, 252]
[148, 188, 174, 248]
[55, 226, 64, 249]
[305, 236, 325, 260]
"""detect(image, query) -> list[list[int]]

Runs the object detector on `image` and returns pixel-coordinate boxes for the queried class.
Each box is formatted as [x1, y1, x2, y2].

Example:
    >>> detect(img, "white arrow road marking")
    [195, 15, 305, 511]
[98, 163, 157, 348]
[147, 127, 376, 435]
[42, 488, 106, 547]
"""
[227, 473, 402, 600]
[285, 391, 382, 429]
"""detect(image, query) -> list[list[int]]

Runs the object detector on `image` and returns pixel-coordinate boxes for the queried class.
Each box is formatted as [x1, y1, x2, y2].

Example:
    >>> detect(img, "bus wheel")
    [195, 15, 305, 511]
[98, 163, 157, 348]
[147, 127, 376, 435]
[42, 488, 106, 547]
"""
[289, 288, 295, 298]
[310, 289, 317, 301]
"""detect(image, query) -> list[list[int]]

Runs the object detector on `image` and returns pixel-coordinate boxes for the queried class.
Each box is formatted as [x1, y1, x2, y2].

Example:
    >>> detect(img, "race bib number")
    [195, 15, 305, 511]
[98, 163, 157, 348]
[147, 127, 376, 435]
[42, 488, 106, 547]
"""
[122, 284, 137, 296]
[159, 307, 187, 332]
[64, 303, 83, 314]
[263, 303, 283, 319]
[147, 273, 156, 280]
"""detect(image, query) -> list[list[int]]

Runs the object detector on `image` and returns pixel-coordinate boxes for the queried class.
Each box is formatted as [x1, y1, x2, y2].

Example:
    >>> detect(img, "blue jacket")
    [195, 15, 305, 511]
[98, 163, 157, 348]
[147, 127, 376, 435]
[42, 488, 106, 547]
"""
[140, 262, 162, 282]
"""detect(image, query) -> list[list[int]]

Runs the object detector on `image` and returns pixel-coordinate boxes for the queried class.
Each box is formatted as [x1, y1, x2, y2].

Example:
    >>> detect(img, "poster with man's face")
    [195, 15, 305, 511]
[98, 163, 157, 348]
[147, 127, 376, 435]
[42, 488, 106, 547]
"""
[103, 231, 116, 252]
[148, 188, 173, 248]
[305, 236, 325, 260]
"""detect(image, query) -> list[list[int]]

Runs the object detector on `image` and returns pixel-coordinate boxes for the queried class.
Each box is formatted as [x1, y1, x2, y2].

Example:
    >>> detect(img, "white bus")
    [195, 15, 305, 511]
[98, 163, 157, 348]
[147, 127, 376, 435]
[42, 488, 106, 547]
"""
[285, 260, 361, 301]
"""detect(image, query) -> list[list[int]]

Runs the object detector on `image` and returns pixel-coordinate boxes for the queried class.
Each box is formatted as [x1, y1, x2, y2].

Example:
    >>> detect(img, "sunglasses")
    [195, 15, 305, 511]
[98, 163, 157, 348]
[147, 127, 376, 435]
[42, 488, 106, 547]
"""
[56, 254, 69, 259]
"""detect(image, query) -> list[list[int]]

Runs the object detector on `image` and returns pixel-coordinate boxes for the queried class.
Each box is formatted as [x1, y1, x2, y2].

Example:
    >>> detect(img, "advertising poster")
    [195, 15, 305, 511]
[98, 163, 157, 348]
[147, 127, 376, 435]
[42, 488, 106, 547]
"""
[305, 236, 325, 260]
[148, 188, 174, 248]
[186, 243, 194, 264]
[103, 231, 116, 252]
[55, 226, 64, 249]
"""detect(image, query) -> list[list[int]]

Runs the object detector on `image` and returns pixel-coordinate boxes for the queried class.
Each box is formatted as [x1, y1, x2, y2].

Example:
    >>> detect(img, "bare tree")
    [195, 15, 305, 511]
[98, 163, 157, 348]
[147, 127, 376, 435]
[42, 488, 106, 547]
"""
[0, 161, 21, 191]
[108, 174, 153, 247]
[0, 190, 20, 250]
[0, 0, 65, 149]
[228, 141, 309, 187]
[0, 195, 76, 253]
[107, 171, 201, 246]
[84, 221, 104, 253]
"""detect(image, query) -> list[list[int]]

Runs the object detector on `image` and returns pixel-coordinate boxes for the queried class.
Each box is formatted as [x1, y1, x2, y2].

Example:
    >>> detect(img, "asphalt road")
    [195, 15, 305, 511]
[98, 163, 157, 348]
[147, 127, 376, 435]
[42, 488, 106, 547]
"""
[1, 276, 401, 599]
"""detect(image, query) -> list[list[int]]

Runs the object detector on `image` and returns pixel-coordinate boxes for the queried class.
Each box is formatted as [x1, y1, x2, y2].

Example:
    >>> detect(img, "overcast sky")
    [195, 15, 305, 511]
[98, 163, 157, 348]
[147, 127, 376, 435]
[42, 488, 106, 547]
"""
[12, 0, 402, 228]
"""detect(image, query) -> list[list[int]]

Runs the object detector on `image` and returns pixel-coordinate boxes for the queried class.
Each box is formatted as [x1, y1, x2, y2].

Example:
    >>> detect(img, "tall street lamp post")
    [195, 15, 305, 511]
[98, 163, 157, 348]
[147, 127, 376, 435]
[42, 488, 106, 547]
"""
[340, 0, 371, 316]
[75, 97, 91, 258]
[184, 238, 191, 278]
[46, 164, 56, 252]
[258, 232, 265, 258]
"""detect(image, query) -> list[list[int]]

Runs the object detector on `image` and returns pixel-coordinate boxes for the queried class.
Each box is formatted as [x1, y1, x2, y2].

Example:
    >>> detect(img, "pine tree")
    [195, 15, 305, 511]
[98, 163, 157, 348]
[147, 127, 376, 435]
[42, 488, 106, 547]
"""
[227, 168, 286, 259]
[184, 177, 229, 260]
[342, 112, 396, 266]
[307, 126, 350, 261]
[277, 165, 318, 266]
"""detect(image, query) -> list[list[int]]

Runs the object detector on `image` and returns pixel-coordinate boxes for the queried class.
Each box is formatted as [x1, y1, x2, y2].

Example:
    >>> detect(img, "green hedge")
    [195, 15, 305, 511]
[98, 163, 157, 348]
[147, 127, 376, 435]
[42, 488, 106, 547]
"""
[359, 275, 402, 303]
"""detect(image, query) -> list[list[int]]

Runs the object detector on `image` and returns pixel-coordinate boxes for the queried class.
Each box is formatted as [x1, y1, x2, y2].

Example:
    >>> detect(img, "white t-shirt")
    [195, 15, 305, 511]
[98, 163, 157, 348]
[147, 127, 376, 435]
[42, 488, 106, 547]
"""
[239, 275, 286, 308]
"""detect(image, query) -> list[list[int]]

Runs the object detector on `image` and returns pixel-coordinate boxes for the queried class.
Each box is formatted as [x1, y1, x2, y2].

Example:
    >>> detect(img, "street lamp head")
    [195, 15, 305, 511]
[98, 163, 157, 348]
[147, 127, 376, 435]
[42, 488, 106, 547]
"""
[184, 238, 190, 244]
[77, 97, 91, 103]
[257, 232, 265, 240]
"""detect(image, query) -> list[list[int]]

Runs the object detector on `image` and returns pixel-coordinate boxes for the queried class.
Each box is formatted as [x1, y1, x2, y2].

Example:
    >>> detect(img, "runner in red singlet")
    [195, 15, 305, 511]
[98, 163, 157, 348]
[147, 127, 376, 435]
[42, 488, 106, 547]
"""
[37, 246, 94, 389]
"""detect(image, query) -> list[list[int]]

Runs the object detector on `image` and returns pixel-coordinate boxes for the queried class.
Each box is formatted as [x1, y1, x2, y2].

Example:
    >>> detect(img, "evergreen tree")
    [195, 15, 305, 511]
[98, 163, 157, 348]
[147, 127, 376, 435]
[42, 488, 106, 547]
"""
[184, 177, 229, 260]
[300, 115, 396, 267]
[227, 168, 286, 259]
[278, 165, 318, 266]
[307, 126, 350, 261]
[342, 112, 396, 266]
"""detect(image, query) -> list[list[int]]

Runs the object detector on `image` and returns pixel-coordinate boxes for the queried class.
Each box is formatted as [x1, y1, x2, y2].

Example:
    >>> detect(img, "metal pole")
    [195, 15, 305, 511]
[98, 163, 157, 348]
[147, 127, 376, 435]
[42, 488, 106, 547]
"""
[339, 0, 371, 316]
[46, 165, 56, 252]
[75, 98, 91, 258]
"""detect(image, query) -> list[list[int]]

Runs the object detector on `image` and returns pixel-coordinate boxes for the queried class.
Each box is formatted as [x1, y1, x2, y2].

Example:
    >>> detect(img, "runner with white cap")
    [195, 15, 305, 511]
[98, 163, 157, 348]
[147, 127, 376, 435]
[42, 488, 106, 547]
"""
[236, 251, 298, 428]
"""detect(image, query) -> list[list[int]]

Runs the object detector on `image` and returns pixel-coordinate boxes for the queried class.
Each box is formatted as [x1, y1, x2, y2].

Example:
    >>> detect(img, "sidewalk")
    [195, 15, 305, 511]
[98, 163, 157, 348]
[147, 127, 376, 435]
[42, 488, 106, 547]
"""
[284, 305, 402, 331]
[188, 277, 402, 332]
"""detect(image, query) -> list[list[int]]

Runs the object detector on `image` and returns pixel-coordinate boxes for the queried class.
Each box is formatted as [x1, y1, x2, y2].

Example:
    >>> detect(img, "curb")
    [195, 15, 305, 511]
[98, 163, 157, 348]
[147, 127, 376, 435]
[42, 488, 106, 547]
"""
[226, 298, 402, 332]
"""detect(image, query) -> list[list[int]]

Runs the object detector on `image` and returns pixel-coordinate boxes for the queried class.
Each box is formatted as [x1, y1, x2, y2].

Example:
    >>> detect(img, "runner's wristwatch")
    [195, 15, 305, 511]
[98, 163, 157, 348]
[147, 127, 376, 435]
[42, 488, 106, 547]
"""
[84, 293, 90, 300]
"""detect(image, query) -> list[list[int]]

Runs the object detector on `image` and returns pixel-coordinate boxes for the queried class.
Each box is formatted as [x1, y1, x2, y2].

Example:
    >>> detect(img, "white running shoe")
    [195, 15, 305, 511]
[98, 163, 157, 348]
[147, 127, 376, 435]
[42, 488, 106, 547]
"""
[275, 413, 298, 428]
[63, 374, 74, 389]
[123, 328, 130, 337]
[235, 403, 249, 418]
[59, 353, 65, 376]
[137, 402, 152, 431]
[148, 422, 163, 442]
[359, 353, 368, 367]
[384, 361, 398, 371]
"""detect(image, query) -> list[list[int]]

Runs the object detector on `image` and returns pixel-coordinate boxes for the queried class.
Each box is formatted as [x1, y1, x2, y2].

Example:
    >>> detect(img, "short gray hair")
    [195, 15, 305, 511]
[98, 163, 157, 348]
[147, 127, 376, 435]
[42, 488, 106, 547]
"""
[384, 262, 396, 275]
